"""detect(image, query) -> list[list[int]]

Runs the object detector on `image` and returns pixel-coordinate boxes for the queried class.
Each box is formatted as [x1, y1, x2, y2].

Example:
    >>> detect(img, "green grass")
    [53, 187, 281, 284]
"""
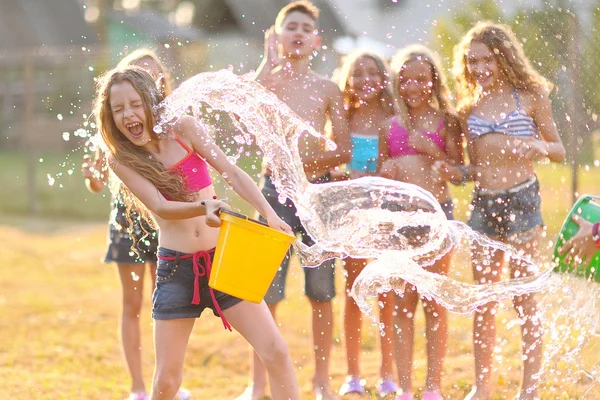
[0, 150, 110, 220]
[2, 149, 597, 228]
[1, 157, 600, 399]
[1, 220, 599, 399]
[0, 150, 262, 222]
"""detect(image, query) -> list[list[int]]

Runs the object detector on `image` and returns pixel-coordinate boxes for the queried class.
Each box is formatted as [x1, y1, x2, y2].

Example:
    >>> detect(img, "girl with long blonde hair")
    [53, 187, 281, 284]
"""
[334, 49, 398, 398]
[81, 49, 192, 400]
[94, 65, 299, 400]
[435, 22, 565, 400]
[379, 44, 464, 400]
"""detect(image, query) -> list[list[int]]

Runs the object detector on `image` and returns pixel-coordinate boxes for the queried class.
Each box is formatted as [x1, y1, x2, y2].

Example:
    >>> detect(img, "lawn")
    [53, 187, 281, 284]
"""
[0, 153, 599, 399]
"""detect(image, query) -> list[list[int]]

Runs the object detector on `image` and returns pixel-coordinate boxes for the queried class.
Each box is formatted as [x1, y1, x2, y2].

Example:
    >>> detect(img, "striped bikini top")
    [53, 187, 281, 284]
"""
[467, 89, 537, 139]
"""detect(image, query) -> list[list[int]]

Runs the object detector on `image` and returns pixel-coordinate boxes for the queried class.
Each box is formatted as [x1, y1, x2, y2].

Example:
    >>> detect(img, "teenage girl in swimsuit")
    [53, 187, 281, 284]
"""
[379, 44, 464, 400]
[435, 22, 565, 400]
[95, 66, 299, 400]
[334, 49, 398, 398]
[82, 49, 194, 400]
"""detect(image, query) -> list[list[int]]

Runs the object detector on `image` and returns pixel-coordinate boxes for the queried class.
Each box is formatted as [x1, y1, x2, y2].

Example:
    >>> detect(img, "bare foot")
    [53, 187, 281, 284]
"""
[235, 386, 270, 400]
[464, 387, 491, 400]
[313, 382, 339, 400]
[514, 390, 540, 400]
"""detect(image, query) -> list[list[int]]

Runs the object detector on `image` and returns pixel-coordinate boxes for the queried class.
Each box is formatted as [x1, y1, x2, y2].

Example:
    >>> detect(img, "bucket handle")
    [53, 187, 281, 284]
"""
[218, 208, 270, 227]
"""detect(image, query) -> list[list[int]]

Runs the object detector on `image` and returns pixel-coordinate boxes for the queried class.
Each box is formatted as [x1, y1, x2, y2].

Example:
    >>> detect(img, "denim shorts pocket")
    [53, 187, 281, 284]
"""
[511, 184, 540, 215]
[156, 259, 180, 282]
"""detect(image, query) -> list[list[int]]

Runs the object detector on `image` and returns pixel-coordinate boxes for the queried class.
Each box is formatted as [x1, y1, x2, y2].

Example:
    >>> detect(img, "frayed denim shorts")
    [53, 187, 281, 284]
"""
[152, 247, 242, 321]
[104, 202, 158, 265]
[468, 176, 543, 241]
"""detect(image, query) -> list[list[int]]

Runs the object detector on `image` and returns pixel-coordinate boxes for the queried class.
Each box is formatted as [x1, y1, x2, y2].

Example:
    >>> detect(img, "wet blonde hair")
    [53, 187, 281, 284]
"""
[452, 21, 553, 112]
[95, 67, 191, 227]
[336, 49, 396, 118]
[390, 44, 454, 127]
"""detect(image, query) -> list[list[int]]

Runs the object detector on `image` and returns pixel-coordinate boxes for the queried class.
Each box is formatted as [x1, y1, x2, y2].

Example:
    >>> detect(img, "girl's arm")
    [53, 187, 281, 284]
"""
[432, 114, 476, 184]
[179, 116, 292, 234]
[408, 130, 447, 160]
[108, 155, 227, 223]
[82, 149, 108, 194]
[406, 114, 452, 161]
[377, 118, 392, 173]
[303, 83, 352, 175]
[445, 114, 466, 166]
[521, 89, 566, 163]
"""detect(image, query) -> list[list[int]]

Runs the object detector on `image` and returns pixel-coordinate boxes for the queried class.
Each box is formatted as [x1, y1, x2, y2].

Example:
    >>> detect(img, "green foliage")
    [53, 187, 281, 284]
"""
[433, 0, 506, 80]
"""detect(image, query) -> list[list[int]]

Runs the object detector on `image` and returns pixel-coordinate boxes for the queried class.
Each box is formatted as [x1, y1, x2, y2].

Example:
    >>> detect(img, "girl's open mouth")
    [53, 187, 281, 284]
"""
[127, 122, 144, 138]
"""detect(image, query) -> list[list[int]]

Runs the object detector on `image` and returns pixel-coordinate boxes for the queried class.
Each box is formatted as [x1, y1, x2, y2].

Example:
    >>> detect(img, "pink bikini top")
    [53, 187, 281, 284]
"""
[165, 136, 212, 198]
[387, 118, 446, 158]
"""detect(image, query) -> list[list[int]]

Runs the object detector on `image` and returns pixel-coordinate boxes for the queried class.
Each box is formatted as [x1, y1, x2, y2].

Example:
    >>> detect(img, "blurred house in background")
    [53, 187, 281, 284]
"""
[1, 0, 597, 152]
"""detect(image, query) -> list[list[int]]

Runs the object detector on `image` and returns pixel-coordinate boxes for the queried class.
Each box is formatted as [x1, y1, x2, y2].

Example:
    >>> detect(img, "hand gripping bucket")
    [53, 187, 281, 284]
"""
[209, 209, 296, 303]
[553, 195, 600, 282]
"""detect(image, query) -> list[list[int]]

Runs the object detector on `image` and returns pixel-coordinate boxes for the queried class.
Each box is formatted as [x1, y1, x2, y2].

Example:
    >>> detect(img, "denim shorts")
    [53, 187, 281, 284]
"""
[260, 175, 336, 305]
[104, 201, 158, 265]
[468, 176, 543, 240]
[152, 247, 242, 320]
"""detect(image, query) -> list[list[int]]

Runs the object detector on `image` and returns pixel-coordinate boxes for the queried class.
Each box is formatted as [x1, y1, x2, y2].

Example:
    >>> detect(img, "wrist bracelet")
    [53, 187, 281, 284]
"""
[592, 222, 600, 247]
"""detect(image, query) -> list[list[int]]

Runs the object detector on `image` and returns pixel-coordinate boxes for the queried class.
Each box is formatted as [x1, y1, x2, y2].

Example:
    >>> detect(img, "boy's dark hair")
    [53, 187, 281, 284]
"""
[275, 1, 320, 30]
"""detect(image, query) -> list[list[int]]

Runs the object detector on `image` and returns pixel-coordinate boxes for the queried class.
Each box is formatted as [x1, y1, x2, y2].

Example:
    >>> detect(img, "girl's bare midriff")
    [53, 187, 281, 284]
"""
[155, 186, 221, 253]
[392, 154, 451, 202]
[471, 133, 536, 190]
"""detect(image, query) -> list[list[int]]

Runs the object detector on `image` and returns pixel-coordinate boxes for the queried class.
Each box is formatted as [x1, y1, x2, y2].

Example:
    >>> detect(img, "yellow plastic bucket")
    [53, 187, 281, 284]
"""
[210, 209, 296, 303]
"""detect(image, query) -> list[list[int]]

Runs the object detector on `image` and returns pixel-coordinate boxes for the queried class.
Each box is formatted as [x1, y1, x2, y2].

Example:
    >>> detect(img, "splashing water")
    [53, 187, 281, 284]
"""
[155, 70, 548, 311]
[153, 69, 600, 392]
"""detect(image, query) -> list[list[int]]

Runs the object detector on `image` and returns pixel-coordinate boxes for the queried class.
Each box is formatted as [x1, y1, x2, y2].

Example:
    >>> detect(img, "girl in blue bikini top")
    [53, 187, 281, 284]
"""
[335, 49, 396, 178]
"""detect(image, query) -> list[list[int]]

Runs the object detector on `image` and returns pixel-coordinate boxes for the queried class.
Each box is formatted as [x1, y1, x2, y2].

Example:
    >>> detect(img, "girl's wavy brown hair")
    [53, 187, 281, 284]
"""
[95, 66, 191, 228]
[452, 21, 553, 113]
[390, 44, 455, 127]
[335, 49, 397, 118]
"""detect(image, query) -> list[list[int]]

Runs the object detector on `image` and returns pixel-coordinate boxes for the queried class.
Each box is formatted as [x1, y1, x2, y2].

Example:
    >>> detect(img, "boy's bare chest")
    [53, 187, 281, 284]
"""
[269, 83, 328, 121]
